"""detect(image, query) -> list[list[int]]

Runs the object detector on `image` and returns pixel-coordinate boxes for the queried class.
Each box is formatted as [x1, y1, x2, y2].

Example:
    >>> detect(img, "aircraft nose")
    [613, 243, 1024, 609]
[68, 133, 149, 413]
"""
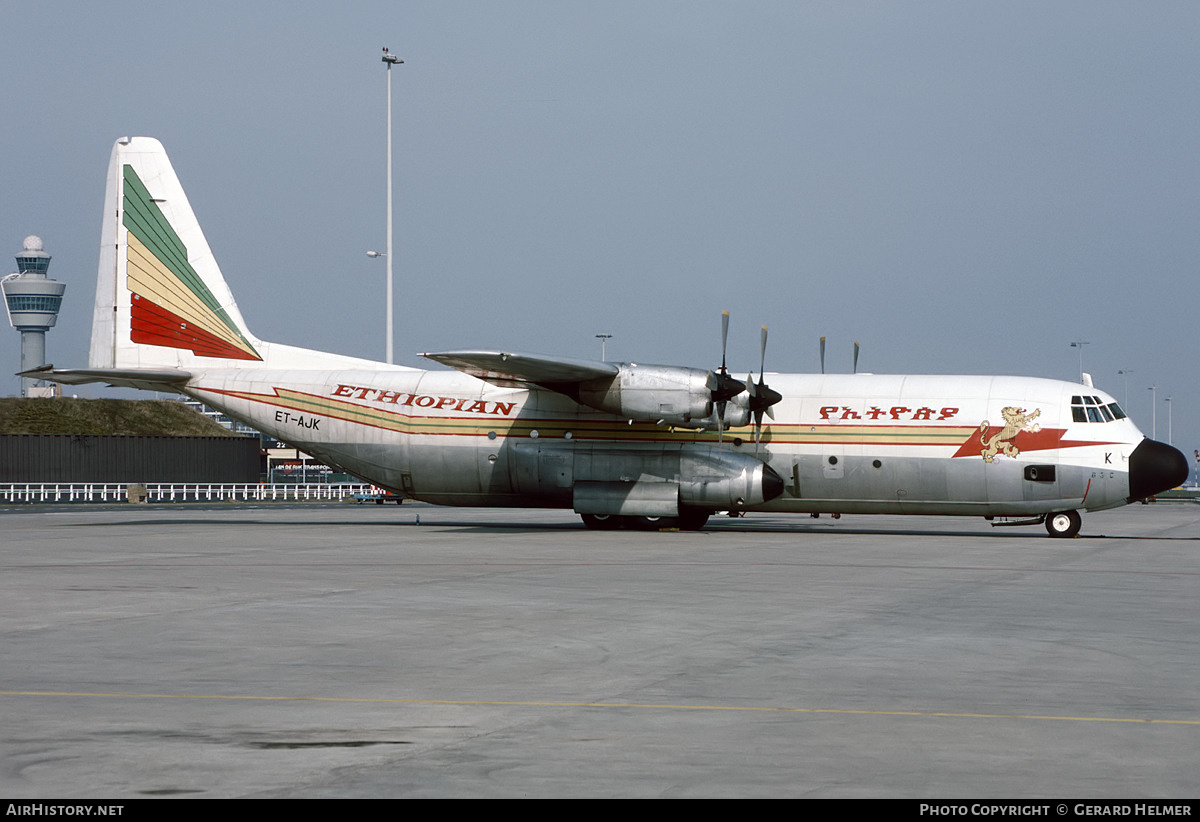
[1127, 438, 1188, 502]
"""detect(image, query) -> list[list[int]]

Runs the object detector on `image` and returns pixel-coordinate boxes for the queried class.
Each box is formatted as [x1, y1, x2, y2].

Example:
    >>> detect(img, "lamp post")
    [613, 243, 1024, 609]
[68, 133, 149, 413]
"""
[366, 248, 386, 358]
[595, 334, 612, 361]
[382, 46, 403, 364]
[1148, 385, 1156, 440]
[1117, 369, 1133, 409]
[1069, 340, 1089, 382]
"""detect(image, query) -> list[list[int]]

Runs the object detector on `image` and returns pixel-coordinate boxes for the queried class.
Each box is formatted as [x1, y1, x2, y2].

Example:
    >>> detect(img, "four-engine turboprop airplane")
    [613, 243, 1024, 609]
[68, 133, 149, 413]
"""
[25, 137, 1189, 536]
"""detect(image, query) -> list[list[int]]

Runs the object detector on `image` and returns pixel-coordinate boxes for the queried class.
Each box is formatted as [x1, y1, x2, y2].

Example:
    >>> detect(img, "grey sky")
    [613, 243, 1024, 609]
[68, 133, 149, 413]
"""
[2, 1, 1197, 459]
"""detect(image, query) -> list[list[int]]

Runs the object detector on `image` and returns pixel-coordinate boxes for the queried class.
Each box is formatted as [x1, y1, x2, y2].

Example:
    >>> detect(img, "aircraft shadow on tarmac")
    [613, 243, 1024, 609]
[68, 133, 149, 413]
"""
[52, 507, 1197, 539]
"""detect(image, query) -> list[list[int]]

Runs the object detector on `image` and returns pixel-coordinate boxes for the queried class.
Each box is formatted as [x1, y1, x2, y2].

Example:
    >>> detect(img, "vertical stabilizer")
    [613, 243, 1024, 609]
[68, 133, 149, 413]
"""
[91, 137, 264, 370]
[87, 137, 406, 374]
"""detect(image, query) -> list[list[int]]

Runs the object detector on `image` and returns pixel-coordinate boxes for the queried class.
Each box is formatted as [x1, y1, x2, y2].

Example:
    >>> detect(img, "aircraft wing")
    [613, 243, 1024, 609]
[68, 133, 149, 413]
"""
[421, 350, 618, 389]
[19, 366, 193, 393]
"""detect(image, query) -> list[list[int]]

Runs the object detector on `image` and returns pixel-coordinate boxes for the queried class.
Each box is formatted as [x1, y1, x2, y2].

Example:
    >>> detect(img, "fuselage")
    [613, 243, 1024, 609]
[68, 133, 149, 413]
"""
[183, 367, 1166, 518]
[39, 136, 1186, 536]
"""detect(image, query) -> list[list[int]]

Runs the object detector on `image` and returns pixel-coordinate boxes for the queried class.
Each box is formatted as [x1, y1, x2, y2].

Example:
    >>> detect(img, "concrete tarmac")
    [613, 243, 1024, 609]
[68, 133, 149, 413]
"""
[1, 501, 1198, 798]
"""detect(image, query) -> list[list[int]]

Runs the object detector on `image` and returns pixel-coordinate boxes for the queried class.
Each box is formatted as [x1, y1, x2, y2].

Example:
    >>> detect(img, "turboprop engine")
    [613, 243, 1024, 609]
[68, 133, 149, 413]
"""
[571, 363, 757, 431]
[570, 446, 787, 517]
[424, 311, 780, 433]
[574, 363, 716, 426]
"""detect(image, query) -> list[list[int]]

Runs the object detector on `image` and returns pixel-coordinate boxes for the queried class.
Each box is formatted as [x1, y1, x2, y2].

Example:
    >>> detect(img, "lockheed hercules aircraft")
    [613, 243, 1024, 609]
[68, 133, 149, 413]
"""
[26, 137, 1188, 536]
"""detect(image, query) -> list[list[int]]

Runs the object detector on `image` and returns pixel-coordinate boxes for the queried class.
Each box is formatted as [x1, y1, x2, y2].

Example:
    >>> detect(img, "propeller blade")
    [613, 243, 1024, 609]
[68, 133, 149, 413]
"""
[820, 336, 826, 374]
[746, 324, 783, 450]
[721, 310, 730, 373]
[711, 310, 746, 404]
[853, 340, 860, 374]
[748, 372, 764, 448]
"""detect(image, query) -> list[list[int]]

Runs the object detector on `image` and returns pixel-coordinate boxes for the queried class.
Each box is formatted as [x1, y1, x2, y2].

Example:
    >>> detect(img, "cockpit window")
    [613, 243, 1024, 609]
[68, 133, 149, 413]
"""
[1071, 397, 1124, 423]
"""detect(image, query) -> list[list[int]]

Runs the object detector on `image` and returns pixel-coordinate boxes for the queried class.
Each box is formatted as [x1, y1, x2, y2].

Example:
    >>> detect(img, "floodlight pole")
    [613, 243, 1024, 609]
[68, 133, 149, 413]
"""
[1148, 385, 1157, 440]
[382, 47, 403, 364]
[1069, 340, 1089, 382]
[1117, 369, 1134, 408]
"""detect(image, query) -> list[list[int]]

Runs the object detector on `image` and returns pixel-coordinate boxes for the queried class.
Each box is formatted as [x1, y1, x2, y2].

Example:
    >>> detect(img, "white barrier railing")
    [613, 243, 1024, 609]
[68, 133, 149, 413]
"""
[0, 483, 375, 503]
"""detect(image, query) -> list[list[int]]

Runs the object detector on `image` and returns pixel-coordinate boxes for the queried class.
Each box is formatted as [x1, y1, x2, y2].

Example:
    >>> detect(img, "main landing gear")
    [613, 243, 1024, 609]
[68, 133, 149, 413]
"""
[580, 509, 711, 531]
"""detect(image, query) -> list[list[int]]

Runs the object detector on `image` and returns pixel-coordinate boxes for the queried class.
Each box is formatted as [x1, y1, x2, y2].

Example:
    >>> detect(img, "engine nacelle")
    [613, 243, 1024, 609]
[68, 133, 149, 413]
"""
[678, 449, 785, 509]
[570, 447, 786, 516]
[575, 363, 714, 425]
[688, 393, 751, 431]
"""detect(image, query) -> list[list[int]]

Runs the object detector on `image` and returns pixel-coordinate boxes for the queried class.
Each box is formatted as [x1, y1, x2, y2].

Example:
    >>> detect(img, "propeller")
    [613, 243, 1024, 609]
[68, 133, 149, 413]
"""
[706, 312, 782, 444]
[710, 310, 746, 435]
[819, 336, 826, 375]
[747, 324, 783, 448]
[853, 340, 860, 374]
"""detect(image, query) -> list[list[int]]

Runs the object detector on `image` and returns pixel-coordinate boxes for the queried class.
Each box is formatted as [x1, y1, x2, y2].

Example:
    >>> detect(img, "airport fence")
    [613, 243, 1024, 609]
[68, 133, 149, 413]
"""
[0, 482, 375, 503]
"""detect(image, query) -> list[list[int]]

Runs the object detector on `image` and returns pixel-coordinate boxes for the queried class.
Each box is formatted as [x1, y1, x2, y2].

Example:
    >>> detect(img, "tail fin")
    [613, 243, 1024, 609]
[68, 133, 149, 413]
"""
[92, 137, 264, 369]
[91, 137, 391, 373]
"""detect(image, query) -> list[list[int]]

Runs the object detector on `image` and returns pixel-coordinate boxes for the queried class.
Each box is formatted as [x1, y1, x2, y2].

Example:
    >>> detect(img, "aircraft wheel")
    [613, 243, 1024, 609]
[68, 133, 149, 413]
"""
[630, 515, 678, 531]
[678, 508, 710, 531]
[581, 513, 622, 530]
[1045, 510, 1082, 538]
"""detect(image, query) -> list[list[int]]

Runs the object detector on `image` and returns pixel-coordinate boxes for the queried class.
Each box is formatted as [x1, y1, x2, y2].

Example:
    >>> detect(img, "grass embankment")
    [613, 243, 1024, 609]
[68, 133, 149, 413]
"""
[1157, 487, 1200, 501]
[0, 397, 238, 436]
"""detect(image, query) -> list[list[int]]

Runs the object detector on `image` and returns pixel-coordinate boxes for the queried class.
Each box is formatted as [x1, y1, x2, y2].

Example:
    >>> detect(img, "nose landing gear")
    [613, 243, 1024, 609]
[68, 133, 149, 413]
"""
[1045, 509, 1082, 538]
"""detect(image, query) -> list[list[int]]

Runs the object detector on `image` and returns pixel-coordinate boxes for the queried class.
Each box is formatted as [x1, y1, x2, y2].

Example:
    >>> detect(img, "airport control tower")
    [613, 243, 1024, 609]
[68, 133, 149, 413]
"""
[2, 236, 65, 397]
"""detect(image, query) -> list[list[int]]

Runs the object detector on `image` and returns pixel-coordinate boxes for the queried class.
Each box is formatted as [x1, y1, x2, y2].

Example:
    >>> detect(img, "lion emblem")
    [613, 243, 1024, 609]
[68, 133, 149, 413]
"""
[979, 407, 1040, 462]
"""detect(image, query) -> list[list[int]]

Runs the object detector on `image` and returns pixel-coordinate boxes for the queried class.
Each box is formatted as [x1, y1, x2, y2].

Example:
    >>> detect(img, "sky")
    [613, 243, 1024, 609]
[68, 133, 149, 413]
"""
[2, 1, 1197, 462]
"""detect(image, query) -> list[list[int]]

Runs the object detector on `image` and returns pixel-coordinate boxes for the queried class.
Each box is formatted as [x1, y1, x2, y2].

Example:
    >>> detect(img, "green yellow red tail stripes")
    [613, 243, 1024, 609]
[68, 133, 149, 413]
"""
[122, 164, 261, 361]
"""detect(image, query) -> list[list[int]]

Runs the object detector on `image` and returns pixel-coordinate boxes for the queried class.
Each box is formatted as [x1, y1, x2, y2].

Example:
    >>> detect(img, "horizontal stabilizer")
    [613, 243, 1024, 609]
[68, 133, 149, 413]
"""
[19, 365, 193, 392]
[422, 350, 618, 388]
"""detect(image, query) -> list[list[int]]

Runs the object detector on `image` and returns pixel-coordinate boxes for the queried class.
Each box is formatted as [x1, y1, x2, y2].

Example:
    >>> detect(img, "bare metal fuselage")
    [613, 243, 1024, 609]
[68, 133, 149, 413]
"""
[185, 367, 1143, 518]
